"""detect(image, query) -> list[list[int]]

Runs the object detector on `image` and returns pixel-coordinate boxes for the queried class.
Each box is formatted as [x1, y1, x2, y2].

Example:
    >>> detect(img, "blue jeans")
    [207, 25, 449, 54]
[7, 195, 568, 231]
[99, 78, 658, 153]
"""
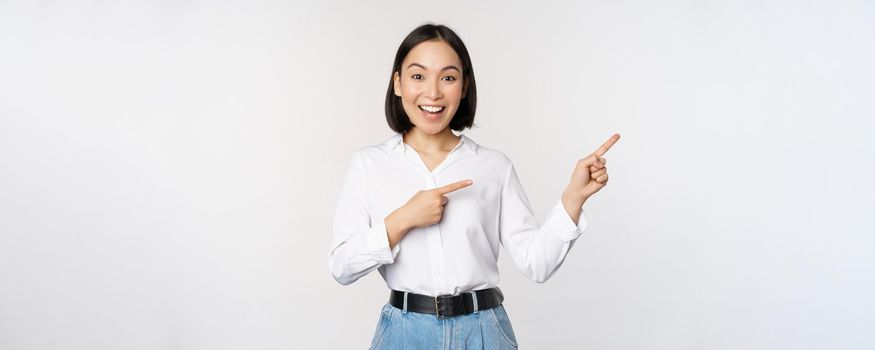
[369, 302, 519, 349]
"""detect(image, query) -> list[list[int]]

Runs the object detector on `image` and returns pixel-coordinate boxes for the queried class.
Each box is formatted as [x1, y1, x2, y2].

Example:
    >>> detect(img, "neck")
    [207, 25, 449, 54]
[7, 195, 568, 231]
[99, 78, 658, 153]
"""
[403, 127, 460, 153]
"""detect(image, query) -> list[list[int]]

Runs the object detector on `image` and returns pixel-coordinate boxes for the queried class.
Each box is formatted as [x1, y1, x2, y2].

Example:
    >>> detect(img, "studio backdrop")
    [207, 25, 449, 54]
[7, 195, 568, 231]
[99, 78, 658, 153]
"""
[0, 1, 873, 349]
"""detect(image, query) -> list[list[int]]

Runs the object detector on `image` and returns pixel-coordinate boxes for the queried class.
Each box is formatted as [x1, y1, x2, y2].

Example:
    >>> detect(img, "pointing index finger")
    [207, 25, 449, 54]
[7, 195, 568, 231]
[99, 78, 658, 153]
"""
[593, 133, 620, 157]
[435, 180, 473, 194]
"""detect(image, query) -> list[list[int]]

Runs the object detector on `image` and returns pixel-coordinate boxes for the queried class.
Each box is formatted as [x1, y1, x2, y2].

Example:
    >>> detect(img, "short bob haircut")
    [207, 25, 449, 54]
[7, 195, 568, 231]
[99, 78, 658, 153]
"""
[385, 24, 477, 134]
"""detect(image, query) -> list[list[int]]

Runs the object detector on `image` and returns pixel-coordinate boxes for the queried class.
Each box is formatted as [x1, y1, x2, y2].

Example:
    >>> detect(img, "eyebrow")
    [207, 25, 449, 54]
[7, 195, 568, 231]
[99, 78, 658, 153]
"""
[406, 63, 461, 73]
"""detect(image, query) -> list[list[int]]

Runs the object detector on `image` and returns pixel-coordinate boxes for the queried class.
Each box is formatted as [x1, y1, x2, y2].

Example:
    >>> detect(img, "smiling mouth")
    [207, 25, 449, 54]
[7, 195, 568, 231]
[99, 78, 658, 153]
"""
[418, 105, 445, 113]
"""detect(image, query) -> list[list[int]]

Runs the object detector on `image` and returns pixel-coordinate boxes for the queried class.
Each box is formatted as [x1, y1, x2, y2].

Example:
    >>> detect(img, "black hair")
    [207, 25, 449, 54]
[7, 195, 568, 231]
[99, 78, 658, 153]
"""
[385, 24, 477, 134]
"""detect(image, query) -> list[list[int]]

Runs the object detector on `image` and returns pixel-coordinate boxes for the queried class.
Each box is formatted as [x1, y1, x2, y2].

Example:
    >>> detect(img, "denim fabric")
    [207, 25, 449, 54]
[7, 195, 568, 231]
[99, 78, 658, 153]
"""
[369, 302, 519, 349]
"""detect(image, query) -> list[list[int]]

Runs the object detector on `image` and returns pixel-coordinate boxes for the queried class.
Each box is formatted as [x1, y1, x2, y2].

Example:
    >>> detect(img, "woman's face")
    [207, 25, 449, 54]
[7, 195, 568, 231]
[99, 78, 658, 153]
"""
[394, 39, 467, 135]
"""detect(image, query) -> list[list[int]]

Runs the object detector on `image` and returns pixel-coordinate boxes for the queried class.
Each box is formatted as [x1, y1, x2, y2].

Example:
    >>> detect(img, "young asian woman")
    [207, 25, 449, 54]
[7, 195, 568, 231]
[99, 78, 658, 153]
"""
[328, 23, 619, 349]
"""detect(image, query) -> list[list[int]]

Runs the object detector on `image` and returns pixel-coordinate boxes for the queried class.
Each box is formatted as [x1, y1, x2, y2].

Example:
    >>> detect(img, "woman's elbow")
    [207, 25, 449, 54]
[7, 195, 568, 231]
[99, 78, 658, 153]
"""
[331, 271, 356, 286]
[530, 273, 550, 284]
[327, 255, 357, 286]
[526, 265, 556, 284]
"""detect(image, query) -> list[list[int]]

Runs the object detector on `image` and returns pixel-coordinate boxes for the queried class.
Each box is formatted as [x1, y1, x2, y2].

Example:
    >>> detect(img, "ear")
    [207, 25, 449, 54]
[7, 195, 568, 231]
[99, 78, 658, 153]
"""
[462, 78, 469, 98]
[393, 71, 402, 97]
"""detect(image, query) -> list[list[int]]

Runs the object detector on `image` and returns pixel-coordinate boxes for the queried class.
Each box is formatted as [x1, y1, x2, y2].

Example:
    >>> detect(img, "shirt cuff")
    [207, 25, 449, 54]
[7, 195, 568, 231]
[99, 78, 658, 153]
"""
[546, 200, 589, 242]
[364, 219, 401, 264]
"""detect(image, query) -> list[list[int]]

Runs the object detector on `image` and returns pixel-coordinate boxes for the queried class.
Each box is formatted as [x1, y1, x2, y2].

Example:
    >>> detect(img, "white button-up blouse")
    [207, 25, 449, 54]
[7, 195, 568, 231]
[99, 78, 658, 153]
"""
[328, 132, 588, 296]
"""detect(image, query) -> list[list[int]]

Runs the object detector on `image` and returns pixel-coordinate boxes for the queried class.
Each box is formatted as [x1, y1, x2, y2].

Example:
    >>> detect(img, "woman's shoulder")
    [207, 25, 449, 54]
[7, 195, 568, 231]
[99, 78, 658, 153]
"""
[460, 134, 513, 165]
[343, 134, 414, 175]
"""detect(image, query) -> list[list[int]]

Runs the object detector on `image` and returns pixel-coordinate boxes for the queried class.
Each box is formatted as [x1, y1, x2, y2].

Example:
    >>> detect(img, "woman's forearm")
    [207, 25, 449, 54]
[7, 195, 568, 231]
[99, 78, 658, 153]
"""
[561, 190, 588, 224]
[385, 209, 412, 249]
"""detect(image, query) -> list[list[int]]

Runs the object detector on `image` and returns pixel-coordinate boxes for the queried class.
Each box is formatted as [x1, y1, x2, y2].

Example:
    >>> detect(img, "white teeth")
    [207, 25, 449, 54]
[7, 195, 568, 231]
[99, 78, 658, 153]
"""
[419, 105, 445, 113]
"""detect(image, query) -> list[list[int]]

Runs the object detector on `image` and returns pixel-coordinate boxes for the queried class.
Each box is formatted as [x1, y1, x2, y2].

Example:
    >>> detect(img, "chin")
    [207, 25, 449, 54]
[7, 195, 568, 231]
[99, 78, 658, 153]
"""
[414, 124, 447, 134]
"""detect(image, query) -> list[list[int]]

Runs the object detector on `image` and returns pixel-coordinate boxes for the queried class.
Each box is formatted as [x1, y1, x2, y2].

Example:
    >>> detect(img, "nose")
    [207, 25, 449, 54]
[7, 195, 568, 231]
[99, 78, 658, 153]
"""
[424, 78, 442, 100]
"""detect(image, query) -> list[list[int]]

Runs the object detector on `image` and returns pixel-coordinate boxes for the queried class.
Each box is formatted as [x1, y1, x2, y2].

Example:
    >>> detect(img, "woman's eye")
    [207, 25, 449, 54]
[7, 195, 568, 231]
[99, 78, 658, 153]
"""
[442, 76, 457, 81]
[411, 74, 423, 80]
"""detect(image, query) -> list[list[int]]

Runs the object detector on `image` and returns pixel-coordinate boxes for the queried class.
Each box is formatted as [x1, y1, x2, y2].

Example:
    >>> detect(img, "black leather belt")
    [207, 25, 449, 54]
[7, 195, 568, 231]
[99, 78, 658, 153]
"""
[388, 287, 504, 319]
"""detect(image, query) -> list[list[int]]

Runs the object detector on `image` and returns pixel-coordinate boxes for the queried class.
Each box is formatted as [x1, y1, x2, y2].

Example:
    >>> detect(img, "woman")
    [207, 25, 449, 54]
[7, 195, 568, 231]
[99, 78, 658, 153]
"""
[328, 23, 619, 349]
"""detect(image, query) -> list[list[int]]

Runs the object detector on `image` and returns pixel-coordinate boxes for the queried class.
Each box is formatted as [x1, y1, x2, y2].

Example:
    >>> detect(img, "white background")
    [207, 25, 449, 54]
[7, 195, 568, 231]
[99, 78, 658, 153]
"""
[1, 1, 873, 349]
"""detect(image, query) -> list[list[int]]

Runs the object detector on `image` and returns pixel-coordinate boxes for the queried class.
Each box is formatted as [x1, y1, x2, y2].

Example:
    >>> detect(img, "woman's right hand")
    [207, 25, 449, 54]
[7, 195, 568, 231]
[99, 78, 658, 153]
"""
[385, 180, 473, 247]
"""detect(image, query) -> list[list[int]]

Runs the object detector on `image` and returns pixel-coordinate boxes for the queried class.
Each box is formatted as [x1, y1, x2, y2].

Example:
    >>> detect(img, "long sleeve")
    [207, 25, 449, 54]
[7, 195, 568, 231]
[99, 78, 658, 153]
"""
[328, 152, 401, 285]
[498, 163, 588, 283]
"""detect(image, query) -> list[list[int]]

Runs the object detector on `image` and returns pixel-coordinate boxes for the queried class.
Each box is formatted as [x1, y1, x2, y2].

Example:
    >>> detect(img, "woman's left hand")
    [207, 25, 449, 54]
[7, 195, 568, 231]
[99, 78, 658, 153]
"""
[565, 133, 620, 204]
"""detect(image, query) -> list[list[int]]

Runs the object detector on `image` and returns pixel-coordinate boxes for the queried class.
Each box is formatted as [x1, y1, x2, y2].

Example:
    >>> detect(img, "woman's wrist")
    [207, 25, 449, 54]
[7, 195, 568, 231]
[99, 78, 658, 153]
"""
[561, 189, 588, 224]
[385, 209, 412, 248]
[562, 188, 588, 208]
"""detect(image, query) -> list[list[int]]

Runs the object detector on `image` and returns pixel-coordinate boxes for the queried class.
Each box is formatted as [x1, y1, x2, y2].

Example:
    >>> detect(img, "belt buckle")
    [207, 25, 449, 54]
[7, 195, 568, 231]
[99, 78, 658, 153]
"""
[434, 295, 446, 319]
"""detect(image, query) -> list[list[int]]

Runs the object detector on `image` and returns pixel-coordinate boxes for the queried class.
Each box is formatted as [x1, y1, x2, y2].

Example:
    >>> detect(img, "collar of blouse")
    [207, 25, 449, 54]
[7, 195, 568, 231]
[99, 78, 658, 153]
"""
[386, 132, 479, 156]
